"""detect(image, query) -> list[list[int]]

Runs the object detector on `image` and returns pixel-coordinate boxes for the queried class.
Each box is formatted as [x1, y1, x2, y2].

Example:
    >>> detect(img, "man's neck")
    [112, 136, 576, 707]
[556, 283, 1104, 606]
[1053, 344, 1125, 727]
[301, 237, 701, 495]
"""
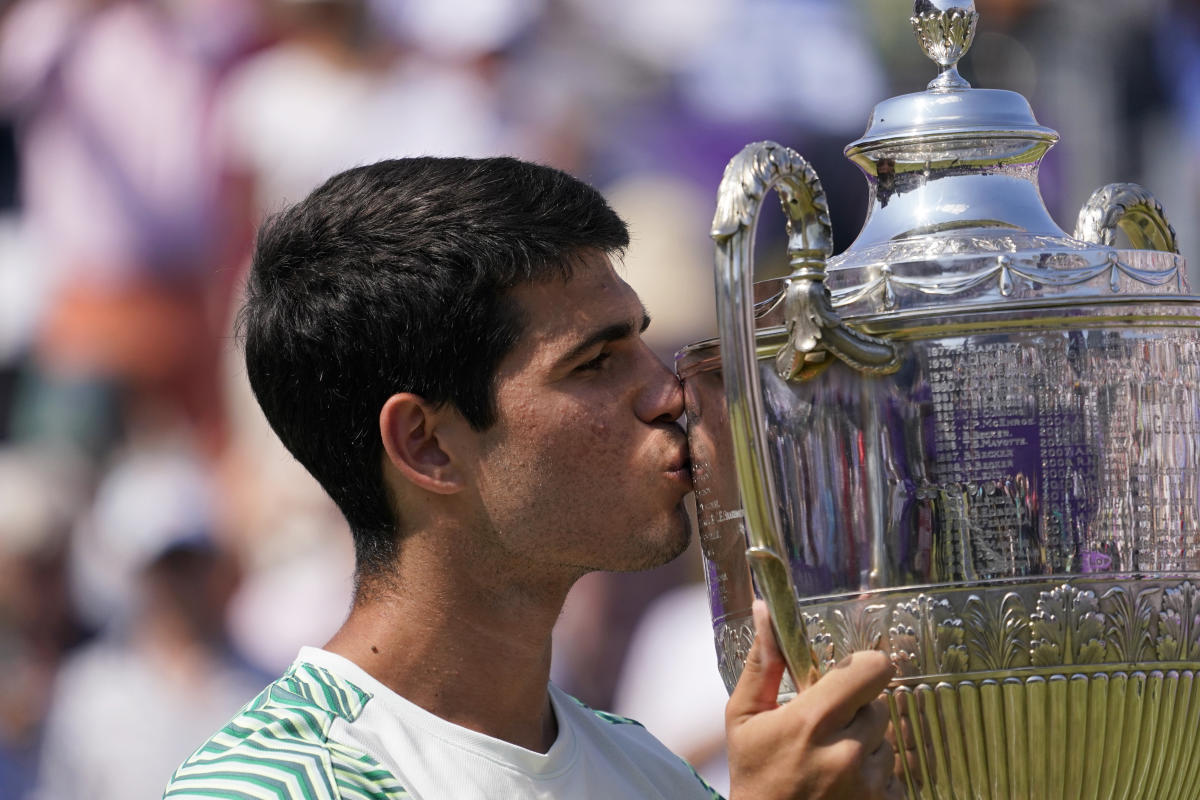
[323, 534, 577, 754]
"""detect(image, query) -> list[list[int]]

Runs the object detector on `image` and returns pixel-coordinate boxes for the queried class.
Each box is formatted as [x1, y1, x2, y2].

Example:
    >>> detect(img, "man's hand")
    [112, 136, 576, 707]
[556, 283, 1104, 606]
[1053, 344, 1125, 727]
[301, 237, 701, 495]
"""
[726, 601, 902, 800]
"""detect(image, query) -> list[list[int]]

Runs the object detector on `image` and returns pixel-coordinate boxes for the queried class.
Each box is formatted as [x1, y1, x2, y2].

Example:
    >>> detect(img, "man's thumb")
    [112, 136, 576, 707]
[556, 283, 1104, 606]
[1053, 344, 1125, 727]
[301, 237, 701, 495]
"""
[726, 600, 787, 723]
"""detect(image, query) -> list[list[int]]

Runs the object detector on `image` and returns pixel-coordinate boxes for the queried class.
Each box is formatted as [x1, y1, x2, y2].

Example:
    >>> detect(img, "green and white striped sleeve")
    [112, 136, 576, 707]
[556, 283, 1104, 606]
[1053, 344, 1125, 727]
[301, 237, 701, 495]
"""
[164, 664, 409, 800]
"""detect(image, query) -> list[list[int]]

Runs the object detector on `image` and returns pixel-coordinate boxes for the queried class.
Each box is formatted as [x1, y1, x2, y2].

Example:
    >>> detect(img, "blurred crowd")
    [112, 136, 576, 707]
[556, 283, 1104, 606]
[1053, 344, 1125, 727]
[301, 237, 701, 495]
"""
[0, 0, 1195, 797]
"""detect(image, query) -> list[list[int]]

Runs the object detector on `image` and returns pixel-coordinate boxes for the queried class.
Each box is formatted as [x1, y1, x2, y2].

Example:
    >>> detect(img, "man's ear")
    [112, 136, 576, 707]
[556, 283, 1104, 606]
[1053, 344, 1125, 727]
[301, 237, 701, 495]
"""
[379, 393, 467, 494]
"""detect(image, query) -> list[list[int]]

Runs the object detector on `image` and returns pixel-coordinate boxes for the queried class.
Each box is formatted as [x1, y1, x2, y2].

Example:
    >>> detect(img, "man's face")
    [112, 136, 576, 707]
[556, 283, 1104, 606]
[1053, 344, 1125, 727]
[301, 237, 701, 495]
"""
[466, 251, 692, 578]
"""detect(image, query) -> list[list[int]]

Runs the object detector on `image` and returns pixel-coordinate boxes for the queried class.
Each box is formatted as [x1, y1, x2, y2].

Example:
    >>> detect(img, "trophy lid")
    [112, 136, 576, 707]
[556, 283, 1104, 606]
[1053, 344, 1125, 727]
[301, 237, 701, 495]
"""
[805, 0, 1186, 322]
[848, 90, 1057, 153]
[847, 0, 1056, 156]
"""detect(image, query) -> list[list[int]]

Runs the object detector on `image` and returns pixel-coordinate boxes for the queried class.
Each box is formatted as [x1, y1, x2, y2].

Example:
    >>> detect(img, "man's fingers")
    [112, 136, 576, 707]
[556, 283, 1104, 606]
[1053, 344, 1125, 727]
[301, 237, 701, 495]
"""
[865, 736, 902, 800]
[751, 599, 782, 666]
[725, 603, 908, 800]
[836, 730, 897, 799]
[843, 695, 891, 749]
[726, 600, 786, 723]
[821, 727, 895, 798]
[794, 649, 894, 736]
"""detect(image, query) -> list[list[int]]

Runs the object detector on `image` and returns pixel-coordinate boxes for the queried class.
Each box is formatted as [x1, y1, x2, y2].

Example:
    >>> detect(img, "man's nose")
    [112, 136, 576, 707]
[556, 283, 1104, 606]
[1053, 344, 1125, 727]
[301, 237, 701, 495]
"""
[636, 347, 685, 424]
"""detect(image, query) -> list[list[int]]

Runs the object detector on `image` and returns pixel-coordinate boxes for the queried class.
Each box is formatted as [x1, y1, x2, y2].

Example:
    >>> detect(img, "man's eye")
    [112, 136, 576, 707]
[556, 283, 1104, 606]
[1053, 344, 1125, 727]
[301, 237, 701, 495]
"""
[576, 352, 611, 372]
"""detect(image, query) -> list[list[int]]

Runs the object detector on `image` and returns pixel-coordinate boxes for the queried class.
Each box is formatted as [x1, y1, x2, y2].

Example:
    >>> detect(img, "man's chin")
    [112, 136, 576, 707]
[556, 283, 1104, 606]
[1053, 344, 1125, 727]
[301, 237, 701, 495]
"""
[608, 507, 693, 574]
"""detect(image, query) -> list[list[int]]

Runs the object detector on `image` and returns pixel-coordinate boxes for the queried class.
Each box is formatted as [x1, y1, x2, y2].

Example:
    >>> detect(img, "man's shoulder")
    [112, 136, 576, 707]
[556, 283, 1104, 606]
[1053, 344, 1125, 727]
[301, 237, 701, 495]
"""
[163, 661, 410, 800]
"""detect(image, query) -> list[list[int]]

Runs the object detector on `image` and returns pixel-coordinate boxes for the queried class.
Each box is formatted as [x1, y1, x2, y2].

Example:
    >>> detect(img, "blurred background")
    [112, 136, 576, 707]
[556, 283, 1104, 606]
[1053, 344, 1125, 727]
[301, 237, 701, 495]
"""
[0, 0, 1195, 796]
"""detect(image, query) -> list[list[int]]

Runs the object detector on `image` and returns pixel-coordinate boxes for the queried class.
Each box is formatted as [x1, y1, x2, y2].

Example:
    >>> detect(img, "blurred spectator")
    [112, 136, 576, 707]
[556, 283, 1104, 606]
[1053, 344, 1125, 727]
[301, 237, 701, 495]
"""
[0, 0, 245, 454]
[0, 446, 90, 800]
[34, 444, 264, 800]
[214, 0, 526, 218]
[1148, 0, 1200, 282]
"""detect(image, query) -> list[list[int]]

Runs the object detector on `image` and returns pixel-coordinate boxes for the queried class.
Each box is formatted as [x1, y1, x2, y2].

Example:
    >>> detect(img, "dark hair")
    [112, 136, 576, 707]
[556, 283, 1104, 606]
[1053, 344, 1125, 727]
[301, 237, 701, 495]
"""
[240, 157, 629, 581]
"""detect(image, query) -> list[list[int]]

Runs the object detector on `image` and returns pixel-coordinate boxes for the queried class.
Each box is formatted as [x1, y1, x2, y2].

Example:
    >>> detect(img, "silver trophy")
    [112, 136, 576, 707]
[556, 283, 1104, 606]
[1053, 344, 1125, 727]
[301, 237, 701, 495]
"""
[679, 1, 1200, 797]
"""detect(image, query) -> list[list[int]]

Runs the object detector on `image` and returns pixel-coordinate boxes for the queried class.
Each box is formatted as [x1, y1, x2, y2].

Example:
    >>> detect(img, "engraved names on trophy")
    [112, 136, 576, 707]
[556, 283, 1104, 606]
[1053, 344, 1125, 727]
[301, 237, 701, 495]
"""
[926, 340, 1042, 579]
[1091, 336, 1200, 571]
[1034, 333, 1096, 572]
[926, 342, 1037, 484]
[922, 330, 1200, 580]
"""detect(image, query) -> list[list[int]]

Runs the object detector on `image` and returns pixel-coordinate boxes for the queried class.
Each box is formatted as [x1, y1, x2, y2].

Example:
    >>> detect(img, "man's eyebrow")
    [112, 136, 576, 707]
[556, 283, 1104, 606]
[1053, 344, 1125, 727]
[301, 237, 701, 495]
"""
[556, 309, 651, 368]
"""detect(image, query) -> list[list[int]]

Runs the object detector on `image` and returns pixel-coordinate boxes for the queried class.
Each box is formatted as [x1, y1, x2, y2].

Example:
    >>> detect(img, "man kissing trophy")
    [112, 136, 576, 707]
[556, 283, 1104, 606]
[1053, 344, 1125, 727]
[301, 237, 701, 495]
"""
[682, 1, 1200, 797]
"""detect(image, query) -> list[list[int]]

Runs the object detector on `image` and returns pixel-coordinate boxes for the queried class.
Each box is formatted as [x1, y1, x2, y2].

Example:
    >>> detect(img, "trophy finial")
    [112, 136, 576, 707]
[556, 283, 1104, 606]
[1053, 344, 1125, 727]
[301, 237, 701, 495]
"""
[911, 0, 978, 90]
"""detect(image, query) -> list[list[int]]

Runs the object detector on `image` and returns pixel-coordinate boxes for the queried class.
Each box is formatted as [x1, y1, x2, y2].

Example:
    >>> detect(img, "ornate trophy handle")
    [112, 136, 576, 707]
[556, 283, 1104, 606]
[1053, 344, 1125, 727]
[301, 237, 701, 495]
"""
[1073, 182, 1180, 253]
[710, 141, 874, 690]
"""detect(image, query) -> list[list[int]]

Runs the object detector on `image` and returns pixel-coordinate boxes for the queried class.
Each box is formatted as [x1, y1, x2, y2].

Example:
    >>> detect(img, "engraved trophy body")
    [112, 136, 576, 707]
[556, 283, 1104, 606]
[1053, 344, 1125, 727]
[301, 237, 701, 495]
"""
[678, 2, 1200, 797]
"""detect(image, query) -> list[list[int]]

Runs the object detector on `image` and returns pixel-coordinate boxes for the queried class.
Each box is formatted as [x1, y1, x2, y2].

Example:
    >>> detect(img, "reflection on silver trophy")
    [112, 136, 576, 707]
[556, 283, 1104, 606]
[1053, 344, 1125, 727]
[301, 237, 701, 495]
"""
[679, 0, 1200, 797]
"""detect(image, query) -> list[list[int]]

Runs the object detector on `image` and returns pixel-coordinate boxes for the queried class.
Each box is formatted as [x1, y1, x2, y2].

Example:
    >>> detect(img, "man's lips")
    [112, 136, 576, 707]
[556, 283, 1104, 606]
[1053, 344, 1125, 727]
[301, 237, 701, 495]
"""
[665, 449, 693, 487]
[660, 425, 693, 486]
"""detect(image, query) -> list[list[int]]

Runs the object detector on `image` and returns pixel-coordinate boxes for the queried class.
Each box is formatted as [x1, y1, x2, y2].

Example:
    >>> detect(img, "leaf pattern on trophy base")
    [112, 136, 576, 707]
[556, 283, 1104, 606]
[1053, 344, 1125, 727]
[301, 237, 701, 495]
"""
[715, 615, 755, 693]
[715, 614, 798, 698]
[1157, 580, 1200, 662]
[803, 611, 836, 673]
[831, 603, 887, 663]
[889, 594, 968, 677]
[1101, 585, 1160, 663]
[716, 577, 1200, 700]
[962, 591, 1029, 671]
[1030, 584, 1105, 666]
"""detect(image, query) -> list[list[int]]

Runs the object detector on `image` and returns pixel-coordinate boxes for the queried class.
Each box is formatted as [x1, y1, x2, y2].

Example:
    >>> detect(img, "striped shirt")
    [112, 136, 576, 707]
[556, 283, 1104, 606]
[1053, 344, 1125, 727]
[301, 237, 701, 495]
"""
[164, 648, 723, 799]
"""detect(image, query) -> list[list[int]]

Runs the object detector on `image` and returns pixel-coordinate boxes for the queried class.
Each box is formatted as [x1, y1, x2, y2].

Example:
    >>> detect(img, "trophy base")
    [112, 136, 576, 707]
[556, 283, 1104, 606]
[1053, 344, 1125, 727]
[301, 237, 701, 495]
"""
[892, 667, 1200, 800]
[713, 577, 1200, 798]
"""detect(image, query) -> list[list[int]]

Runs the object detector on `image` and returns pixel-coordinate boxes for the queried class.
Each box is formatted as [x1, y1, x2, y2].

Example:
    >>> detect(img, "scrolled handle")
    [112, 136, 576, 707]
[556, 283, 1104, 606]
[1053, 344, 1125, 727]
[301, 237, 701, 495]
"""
[775, 274, 901, 382]
[711, 141, 831, 689]
[713, 143, 899, 383]
[1073, 182, 1179, 253]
